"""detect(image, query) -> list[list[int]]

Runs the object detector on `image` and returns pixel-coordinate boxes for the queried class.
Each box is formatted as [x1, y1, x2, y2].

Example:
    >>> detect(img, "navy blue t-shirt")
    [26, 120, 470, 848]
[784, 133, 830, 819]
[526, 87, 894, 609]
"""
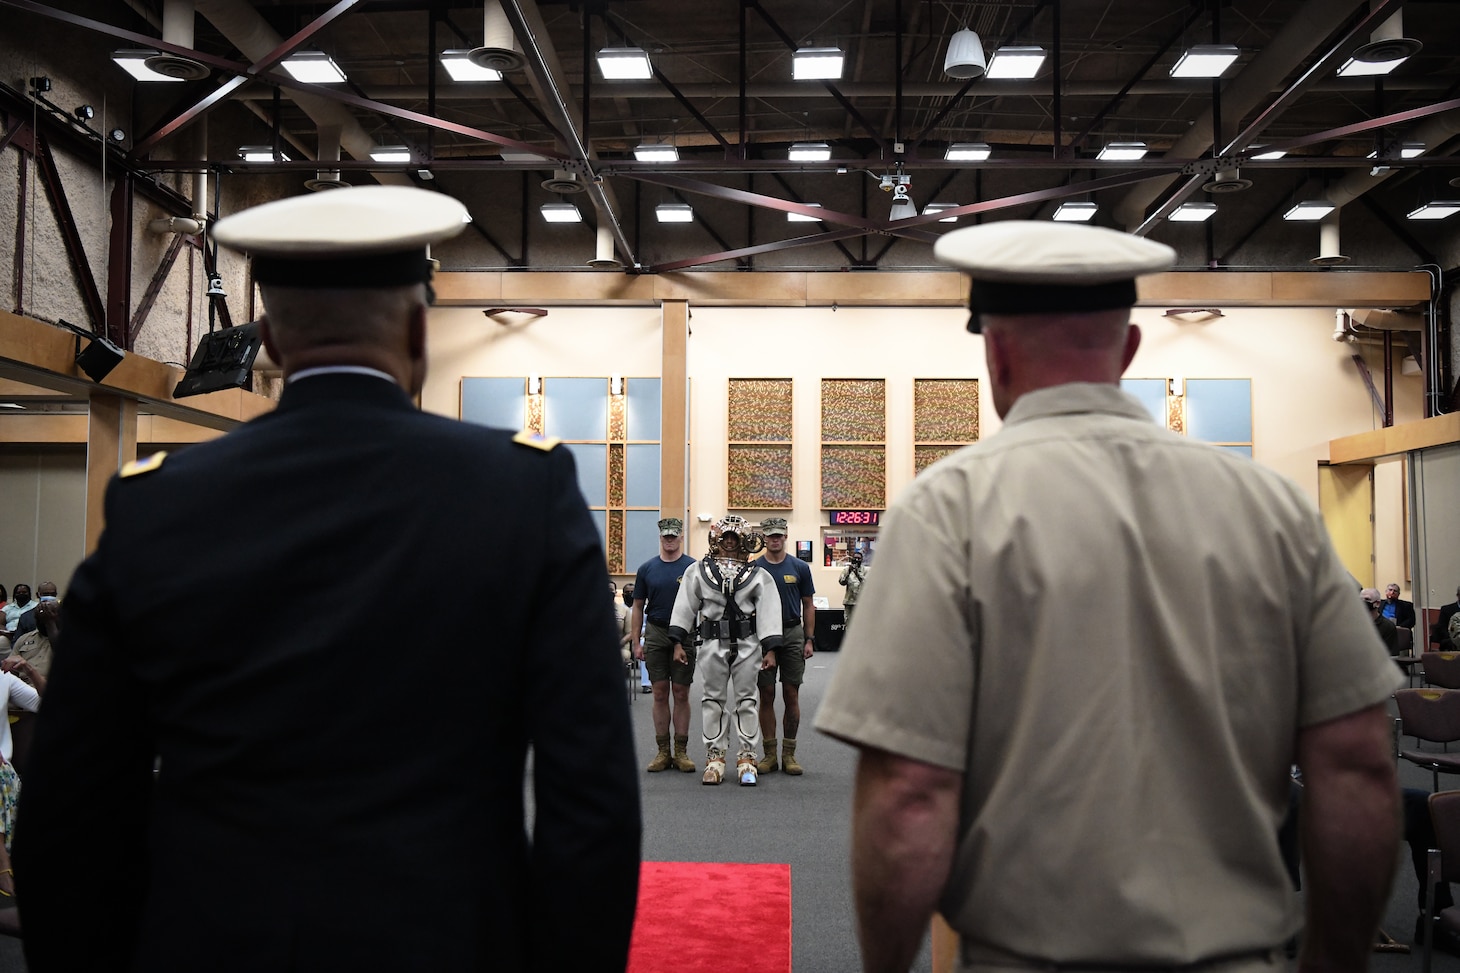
[754, 555, 815, 625]
[634, 554, 697, 626]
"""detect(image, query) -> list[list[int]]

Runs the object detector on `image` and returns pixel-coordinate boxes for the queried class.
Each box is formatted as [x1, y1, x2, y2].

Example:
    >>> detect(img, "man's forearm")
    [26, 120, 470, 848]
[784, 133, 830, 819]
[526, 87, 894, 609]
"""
[851, 748, 961, 973]
[1298, 705, 1400, 973]
[802, 597, 815, 638]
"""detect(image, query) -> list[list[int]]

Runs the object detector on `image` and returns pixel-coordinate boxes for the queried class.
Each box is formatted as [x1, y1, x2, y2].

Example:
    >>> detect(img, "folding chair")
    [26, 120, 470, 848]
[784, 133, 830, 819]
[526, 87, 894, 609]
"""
[1421, 791, 1460, 973]
[1424, 652, 1460, 690]
[1396, 689, 1460, 791]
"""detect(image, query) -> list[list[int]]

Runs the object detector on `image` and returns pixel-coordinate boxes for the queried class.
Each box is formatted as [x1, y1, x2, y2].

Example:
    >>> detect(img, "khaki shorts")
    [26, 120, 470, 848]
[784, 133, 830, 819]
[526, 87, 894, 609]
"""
[644, 621, 696, 686]
[758, 622, 806, 687]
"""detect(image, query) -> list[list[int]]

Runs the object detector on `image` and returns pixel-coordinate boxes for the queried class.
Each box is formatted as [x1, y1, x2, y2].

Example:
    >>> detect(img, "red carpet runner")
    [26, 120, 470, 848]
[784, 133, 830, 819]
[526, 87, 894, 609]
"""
[627, 861, 792, 973]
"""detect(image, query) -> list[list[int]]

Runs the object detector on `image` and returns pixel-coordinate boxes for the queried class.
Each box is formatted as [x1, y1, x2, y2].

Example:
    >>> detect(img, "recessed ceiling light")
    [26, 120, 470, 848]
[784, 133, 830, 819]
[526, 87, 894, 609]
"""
[1052, 201, 1098, 222]
[1169, 44, 1240, 79]
[923, 203, 959, 223]
[1407, 201, 1460, 221]
[1097, 141, 1148, 161]
[945, 142, 991, 161]
[1337, 54, 1407, 77]
[787, 204, 824, 222]
[111, 50, 184, 82]
[655, 203, 694, 223]
[440, 50, 502, 82]
[237, 145, 290, 163]
[793, 47, 844, 81]
[281, 51, 347, 84]
[985, 46, 1046, 80]
[788, 142, 832, 162]
[596, 47, 653, 80]
[634, 143, 679, 162]
[1282, 200, 1335, 222]
[540, 202, 583, 223]
[1169, 202, 1218, 222]
[370, 145, 412, 163]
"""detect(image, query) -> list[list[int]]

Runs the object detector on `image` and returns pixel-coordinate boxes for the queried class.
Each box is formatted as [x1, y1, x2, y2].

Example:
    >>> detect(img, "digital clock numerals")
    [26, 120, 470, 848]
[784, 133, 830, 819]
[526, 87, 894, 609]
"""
[830, 510, 879, 526]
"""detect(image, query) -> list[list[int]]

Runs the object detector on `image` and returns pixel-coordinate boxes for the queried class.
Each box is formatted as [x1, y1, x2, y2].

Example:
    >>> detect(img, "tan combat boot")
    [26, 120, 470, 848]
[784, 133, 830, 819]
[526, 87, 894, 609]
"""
[757, 738, 779, 774]
[672, 735, 696, 772]
[702, 748, 726, 785]
[782, 738, 803, 775]
[646, 733, 672, 772]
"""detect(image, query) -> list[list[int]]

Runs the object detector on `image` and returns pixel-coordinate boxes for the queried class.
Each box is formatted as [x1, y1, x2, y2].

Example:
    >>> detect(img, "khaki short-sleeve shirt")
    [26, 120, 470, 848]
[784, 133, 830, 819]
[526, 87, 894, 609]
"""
[816, 383, 1401, 967]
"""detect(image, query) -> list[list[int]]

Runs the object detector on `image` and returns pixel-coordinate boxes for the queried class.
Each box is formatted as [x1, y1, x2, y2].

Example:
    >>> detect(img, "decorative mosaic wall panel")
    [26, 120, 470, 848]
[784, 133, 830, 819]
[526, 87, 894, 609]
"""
[526, 394, 544, 434]
[914, 379, 979, 442]
[821, 445, 885, 509]
[728, 379, 793, 442]
[821, 379, 885, 442]
[608, 444, 626, 507]
[729, 444, 793, 508]
[915, 445, 963, 475]
[607, 510, 625, 574]
[609, 395, 627, 442]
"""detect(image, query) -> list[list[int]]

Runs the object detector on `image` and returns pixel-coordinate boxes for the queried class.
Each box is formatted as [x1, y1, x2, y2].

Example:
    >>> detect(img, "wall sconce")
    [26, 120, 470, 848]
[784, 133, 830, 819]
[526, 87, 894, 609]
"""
[528, 375, 542, 395]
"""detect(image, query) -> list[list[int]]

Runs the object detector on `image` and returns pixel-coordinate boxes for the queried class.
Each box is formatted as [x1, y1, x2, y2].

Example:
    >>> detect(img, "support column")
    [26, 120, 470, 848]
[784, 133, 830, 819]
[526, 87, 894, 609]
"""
[85, 393, 138, 553]
[660, 300, 689, 530]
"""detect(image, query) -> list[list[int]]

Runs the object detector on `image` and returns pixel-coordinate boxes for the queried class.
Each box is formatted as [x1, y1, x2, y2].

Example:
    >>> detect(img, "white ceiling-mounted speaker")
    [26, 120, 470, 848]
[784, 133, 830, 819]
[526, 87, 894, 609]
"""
[305, 124, 350, 191]
[541, 169, 584, 194]
[1349, 6, 1422, 66]
[1310, 212, 1349, 266]
[1203, 168, 1253, 194]
[469, 1, 526, 73]
[587, 224, 623, 269]
[144, 0, 210, 80]
[943, 28, 986, 80]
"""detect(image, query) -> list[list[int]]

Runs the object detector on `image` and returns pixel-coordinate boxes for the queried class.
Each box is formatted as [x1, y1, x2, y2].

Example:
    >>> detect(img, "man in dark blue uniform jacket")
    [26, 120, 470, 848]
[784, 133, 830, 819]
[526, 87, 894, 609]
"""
[14, 187, 641, 973]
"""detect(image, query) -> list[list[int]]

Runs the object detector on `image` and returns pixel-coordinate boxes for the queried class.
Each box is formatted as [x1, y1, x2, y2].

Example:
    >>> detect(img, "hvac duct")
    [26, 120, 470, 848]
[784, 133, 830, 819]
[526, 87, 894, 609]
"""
[145, 0, 210, 80]
[587, 224, 623, 268]
[1311, 212, 1349, 265]
[470, 2, 526, 72]
[306, 123, 350, 191]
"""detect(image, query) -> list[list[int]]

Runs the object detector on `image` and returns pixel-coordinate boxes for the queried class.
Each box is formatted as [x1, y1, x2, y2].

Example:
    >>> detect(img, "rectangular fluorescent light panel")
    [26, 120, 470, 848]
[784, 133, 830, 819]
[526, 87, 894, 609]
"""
[1282, 200, 1335, 222]
[281, 51, 347, 84]
[1169, 44, 1240, 79]
[655, 203, 694, 223]
[540, 203, 583, 223]
[923, 203, 959, 223]
[1052, 201, 1098, 222]
[1097, 141, 1148, 161]
[112, 50, 184, 82]
[238, 146, 290, 163]
[1407, 201, 1460, 221]
[597, 47, 653, 80]
[1169, 202, 1218, 222]
[787, 204, 824, 222]
[788, 142, 832, 161]
[500, 149, 549, 163]
[945, 142, 991, 161]
[1251, 147, 1287, 160]
[439, 50, 502, 82]
[1337, 55, 1407, 77]
[985, 46, 1046, 80]
[793, 47, 844, 80]
[634, 144, 679, 162]
[370, 146, 412, 163]
[1400, 142, 1426, 159]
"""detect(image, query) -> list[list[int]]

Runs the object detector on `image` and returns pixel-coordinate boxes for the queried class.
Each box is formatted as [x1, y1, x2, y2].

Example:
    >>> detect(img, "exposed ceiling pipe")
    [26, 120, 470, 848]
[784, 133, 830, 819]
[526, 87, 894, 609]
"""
[1311, 212, 1348, 266]
[194, 0, 413, 188]
[146, 0, 211, 80]
[1113, 0, 1368, 230]
[306, 122, 349, 191]
[497, 0, 636, 268]
[471, 1, 525, 72]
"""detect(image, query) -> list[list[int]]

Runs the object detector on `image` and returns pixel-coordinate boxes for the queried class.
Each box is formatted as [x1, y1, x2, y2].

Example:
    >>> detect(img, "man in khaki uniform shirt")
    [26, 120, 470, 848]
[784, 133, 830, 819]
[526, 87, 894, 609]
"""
[816, 221, 1402, 973]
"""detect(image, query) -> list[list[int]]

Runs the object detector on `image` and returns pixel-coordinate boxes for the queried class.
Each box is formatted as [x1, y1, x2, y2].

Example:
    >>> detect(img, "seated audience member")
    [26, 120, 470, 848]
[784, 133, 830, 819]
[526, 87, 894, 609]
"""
[1362, 588, 1398, 655]
[1433, 585, 1460, 650]
[0, 667, 41, 898]
[3, 586, 33, 637]
[5, 599, 57, 684]
[1384, 582, 1417, 630]
[12, 582, 56, 640]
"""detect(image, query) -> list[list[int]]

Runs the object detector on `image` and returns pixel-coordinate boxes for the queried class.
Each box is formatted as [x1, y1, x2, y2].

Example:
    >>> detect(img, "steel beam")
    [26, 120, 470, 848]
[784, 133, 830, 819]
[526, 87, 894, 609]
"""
[646, 227, 867, 273]
[130, 233, 186, 347]
[106, 174, 133, 348]
[34, 133, 106, 331]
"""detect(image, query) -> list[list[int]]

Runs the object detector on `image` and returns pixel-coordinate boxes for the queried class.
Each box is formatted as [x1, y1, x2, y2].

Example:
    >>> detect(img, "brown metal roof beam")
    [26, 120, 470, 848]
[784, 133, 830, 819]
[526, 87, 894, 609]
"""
[645, 227, 868, 274]
[34, 133, 106, 331]
[130, 234, 187, 347]
[1248, 98, 1460, 158]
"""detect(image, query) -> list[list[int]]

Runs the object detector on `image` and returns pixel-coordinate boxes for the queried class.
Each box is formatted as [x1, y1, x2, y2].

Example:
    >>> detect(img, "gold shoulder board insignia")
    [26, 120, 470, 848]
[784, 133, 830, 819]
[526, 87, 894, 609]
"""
[120, 451, 168, 479]
[512, 430, 561, 452]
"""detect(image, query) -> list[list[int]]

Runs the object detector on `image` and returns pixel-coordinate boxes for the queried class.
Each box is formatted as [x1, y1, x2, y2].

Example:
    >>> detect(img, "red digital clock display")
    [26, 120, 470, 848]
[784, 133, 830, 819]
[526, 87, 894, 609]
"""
[829, 510, 880, 526]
